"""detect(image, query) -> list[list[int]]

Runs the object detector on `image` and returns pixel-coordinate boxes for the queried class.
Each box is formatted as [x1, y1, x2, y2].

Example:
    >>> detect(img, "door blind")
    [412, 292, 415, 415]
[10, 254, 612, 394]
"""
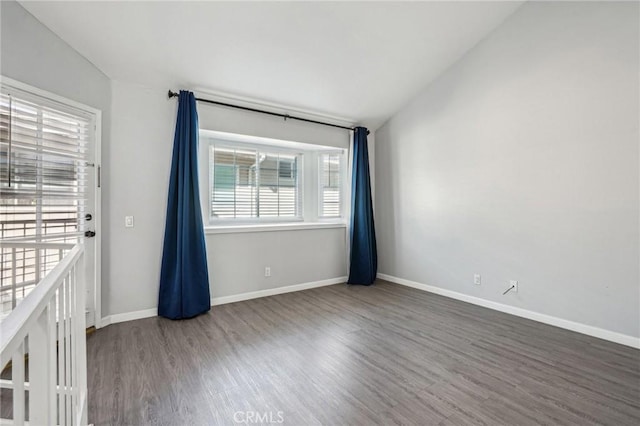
[1, 91, 92, 241]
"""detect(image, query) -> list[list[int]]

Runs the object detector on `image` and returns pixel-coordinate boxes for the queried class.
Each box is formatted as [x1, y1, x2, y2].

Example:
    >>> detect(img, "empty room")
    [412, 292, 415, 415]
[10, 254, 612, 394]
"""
[0, 0, 638, 425]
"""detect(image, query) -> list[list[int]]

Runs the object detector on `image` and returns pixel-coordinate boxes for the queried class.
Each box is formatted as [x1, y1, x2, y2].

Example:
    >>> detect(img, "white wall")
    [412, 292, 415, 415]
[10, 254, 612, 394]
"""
[106, 82, 172, 316]
[1, 0, 355, 319]
[207, 228, 346, 298]
[1, 0, 112, 317]
[107, 80, 350, 316]
[0, 1, 110, 114]
[375, 1, 639, 339]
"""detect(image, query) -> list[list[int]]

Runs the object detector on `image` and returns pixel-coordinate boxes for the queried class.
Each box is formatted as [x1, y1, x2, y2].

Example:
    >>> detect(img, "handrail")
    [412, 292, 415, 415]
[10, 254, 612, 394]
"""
[0, 232, 84, 242]
[0, 241, 75, 250]
[0, 243, 83, 367]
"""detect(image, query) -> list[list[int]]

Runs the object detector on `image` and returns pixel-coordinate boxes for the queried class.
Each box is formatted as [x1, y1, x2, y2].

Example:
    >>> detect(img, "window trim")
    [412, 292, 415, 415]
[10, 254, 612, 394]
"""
[205, 221, 346, 234]
[199, 130, 347, 229]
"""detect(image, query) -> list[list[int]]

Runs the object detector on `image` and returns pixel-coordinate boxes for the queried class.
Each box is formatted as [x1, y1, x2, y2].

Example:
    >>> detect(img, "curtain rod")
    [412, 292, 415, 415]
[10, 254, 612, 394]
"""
[168, 90, 367, 134]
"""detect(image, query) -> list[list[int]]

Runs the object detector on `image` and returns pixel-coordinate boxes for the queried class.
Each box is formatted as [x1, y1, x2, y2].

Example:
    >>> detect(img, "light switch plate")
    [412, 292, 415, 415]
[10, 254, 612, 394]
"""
[125, 216, 134, 228]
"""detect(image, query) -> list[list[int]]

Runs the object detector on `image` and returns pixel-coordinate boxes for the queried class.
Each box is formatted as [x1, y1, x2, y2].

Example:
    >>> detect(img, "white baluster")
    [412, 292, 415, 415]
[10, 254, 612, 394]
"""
[70, 267, 77, 425]
[76, 254, 88, 425]
[65, 276, 72, 426]
[29, 305, 54, 425]
[48, 297, 57, 423]
[11, 248, 16, 309]
[12, 341, 25, 426]
[58, 285, 66, 425]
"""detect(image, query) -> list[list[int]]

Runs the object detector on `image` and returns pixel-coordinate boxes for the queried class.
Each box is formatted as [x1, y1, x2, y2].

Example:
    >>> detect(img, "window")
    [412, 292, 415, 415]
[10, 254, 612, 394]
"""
[201, 131, 346, 226]
[209, 145, 302, 219]
[319, 153, 342, 218]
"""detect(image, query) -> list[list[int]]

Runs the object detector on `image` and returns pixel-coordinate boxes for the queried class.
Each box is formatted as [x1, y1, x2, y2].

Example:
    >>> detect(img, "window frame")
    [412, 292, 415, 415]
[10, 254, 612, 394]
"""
[199, 130, 347, 229]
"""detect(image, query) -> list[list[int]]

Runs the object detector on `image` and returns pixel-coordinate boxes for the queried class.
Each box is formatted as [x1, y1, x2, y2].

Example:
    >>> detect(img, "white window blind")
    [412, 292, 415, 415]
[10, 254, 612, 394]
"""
[209, 145, 302, 220]
[0, 90, 92, 311]
[319, 153, 342, 218]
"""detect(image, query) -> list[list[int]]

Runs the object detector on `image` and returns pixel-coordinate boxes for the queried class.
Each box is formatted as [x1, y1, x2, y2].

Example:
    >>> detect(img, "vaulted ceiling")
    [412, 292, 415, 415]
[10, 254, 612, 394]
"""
[20, 1, 523, 129]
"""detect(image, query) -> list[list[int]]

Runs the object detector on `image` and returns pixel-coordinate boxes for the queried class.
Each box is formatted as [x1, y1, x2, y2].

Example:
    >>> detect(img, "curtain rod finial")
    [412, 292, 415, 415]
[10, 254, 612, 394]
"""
[168, 90, 178, 99]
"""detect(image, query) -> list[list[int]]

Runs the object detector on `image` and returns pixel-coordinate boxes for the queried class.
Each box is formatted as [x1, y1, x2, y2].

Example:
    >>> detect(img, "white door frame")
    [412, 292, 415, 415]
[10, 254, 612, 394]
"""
[0, 75, 103, 328]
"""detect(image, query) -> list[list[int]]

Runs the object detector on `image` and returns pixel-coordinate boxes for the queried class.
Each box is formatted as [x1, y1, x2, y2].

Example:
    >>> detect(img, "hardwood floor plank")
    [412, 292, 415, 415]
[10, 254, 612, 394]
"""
[86, 280, 640, 425]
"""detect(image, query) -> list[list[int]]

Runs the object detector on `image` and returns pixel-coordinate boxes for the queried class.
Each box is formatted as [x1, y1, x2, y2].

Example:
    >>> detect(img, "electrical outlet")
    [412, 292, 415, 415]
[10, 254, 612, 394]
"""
[474, 274, 481, 285]
[265, 267, 271, 277]
[125, 216, 134, 228]
[510, 280, 518, 293]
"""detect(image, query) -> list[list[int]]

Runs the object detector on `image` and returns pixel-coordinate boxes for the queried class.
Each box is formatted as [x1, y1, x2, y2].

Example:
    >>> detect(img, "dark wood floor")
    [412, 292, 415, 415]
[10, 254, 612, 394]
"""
[87, 280, 640, 425]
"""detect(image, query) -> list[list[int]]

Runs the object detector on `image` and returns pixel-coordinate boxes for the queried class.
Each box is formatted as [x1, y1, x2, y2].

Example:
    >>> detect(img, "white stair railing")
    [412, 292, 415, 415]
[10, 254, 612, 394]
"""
[1, 242, 74, 320]
[0, 243, 87, 426]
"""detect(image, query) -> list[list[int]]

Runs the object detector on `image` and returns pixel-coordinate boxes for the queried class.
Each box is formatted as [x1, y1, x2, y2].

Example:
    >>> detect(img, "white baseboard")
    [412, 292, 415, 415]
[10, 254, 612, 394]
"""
[211, 276, 347, 306]
[100, 307, 157, 327]
[100, 276, 347, 327]
[377, 273, 640, 349]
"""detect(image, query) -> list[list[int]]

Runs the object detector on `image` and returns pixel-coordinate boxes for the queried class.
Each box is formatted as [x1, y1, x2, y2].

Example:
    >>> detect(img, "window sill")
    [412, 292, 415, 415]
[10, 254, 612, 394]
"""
[204, 222, 347, 235]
